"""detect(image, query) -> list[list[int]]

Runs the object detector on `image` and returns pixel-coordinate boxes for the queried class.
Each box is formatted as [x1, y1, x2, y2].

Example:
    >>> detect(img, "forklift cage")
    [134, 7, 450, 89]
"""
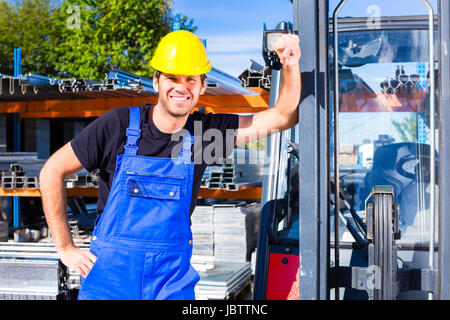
[294, 0, 450, 300]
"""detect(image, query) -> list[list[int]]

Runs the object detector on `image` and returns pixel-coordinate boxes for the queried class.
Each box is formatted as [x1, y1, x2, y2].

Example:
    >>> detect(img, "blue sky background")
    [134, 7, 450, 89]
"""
[172, 0, 293, 77]
[172, 0, 437, 77]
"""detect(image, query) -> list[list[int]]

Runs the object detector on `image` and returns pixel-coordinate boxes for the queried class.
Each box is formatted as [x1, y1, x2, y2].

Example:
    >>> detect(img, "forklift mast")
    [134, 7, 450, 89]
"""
[254, 0, 450, 300]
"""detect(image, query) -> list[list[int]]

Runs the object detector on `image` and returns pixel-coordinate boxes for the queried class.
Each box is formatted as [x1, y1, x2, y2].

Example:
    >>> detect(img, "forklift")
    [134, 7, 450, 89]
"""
[254, 0, 450, 300]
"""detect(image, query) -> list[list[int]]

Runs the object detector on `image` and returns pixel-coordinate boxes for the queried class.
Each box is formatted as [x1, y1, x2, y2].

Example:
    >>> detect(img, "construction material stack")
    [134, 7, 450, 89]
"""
[201, 149, 265, 190]
[195, 261, 253, 300]
[191, 202, 260, 299]
[213, 203, 260, 262]
[0, 243, 86, 300]
[0, 152, 100, 189]
[190, 205, 215, 271]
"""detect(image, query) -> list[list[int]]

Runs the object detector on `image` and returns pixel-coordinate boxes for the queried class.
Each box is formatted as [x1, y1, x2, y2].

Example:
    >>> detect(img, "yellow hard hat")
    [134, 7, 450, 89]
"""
[150, 30, 212, 75]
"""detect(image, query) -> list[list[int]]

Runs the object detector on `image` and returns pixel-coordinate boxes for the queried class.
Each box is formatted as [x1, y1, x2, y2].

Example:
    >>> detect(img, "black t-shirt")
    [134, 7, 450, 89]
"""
[71, 104, 239, 217]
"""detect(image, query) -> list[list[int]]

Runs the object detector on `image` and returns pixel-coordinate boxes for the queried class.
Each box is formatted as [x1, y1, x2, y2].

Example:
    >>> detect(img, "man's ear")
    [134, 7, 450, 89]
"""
[200, 77, 207, 95]
[153, 75, 159, 93]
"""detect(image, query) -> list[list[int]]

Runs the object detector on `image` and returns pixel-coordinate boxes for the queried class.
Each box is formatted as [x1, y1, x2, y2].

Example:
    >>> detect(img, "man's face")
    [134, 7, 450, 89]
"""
[153, 73, 207, 117]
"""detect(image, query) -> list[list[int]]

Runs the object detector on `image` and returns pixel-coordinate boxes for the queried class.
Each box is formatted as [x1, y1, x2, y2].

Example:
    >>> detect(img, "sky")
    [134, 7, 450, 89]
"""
[172, 0, 437, 77]
[172, 0, 293, 77]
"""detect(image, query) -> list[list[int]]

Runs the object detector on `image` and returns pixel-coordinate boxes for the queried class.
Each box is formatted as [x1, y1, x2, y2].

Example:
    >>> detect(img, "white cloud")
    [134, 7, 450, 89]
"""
[200, 30, 266, 76]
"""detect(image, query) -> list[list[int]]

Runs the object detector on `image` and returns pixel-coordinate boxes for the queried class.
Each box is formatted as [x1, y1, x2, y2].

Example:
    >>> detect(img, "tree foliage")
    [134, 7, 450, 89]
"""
[0, 0, 60, 76]
[0, 0, 197, 80]
[52, 0, 197, 80]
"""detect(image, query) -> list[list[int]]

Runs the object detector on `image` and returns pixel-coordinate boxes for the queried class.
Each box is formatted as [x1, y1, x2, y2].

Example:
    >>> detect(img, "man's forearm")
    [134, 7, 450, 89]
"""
[40, 169, 74, 252]
[235, 34, 301, 145]
[275, 62, 302, 129]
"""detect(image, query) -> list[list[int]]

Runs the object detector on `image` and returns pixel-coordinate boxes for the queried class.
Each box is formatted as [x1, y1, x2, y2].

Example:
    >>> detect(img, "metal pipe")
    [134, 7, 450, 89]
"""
[261, 68, 282, 206]
[421, 0, 436, 300]
[332, 0, 347, 300]
[14, 48, 21, 77]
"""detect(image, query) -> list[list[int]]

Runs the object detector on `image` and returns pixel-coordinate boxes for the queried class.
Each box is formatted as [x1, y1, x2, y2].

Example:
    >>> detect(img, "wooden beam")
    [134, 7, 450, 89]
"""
[0, 187, 260, 199]
[0, 188, 98, 197]
[198, 94, 270, 108]
[20, 111, 109, 119]
[1, 96, 158, 115]
[246, 87, 270, 94]
[0, 101, 27, 113]
[198, 186, 261, 200]
[203, 106, 268, 114]
[20, 106, 268, 119]
[1, 93, 270, 118]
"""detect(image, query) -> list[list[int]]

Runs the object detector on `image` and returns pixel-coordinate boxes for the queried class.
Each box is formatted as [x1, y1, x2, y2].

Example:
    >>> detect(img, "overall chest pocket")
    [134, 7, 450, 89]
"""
[116, 172, 189, 241]
[127, 177, 181, 200]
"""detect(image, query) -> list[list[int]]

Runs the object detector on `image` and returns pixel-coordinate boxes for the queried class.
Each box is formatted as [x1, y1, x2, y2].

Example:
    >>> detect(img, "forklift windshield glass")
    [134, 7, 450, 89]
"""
[331, 16, 438, 245]
[274, 125, 300, 243]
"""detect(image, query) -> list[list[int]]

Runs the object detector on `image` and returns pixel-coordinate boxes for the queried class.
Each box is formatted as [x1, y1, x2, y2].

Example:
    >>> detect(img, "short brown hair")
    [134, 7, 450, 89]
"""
[154, 70, 207, 84]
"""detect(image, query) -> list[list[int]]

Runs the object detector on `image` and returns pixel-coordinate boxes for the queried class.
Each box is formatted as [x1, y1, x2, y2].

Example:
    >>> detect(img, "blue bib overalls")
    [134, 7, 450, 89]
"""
[77, 106, 199, 300]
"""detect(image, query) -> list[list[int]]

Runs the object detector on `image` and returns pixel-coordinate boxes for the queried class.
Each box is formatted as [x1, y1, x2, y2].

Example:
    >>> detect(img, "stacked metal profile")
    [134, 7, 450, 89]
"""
[238, 60, 272, 89]
[64, 169, 100, 188]
[0, 242, 86, 300]
[0, 72, 155, 101]
[1, 163, 44, 189]
[191, 202, 261, 262]
[1, 66, 258, 101]
[191, 206, 214, 258]
[0, 153, 99, 189]
[0, 74, 39, 98]
[195, 261, 252, 300]
[0, 152, 38, 162]
[108, 69, 155, 93]
[0, 153, 43, 189]
[191, 202, 260, 299]
[213, 202, 261, 262]
[191, 205, 215, 272]
[205, 164, 235, 189]
[110, 67, 258, 95]
[206, 67, 259, 95]
[202, 149, 265, 190]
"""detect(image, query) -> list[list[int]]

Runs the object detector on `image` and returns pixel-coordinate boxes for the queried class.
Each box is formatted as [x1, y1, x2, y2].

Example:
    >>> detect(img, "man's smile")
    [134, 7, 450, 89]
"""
[169, 94, 191, 103]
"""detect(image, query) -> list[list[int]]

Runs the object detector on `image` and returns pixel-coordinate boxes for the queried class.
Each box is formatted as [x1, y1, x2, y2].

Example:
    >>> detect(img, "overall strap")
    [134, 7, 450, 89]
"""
[179, 115, 195, 161]
[124, 106, 141, 155]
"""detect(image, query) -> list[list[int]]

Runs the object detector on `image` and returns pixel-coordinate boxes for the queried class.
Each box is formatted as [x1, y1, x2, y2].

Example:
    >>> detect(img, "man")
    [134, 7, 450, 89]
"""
[40, 30, 301, 300]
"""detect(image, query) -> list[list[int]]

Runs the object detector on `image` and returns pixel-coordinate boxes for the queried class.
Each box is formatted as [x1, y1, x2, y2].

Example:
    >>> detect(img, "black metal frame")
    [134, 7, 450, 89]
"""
[295, 0, 450, 300]
[253, 54, 283, 300]
[295, 0, 330, 300]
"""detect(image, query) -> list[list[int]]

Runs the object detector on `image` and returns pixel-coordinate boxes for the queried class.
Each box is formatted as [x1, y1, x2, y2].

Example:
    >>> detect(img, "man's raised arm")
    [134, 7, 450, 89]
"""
[236, 34, 301, 145]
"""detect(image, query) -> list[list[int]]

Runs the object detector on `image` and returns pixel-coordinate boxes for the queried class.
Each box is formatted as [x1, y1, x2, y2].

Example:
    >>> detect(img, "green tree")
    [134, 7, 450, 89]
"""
[0, 0, 60, 76]
[51, 0, 197, 80]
